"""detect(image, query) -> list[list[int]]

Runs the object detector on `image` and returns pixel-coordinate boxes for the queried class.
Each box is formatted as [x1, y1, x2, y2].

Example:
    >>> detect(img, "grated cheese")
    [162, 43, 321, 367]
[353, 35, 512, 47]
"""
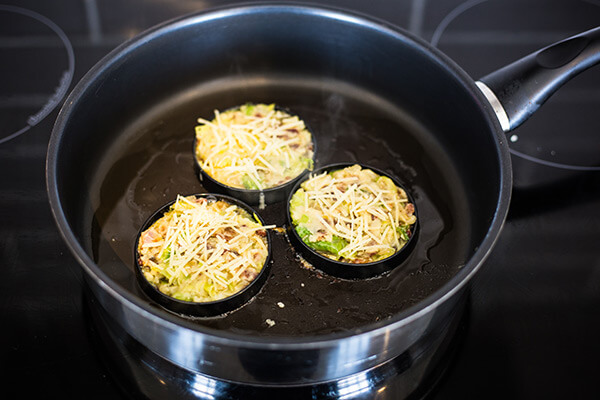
[137, 195, 274, 303]
[195, 103, 314, 190]
[289, 165, 416, 264]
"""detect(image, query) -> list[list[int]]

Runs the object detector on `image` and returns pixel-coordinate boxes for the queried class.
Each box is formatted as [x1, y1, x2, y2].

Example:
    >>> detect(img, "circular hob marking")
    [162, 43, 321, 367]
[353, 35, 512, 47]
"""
[0, 5, 74, 145]
[429, 0, 600, 171]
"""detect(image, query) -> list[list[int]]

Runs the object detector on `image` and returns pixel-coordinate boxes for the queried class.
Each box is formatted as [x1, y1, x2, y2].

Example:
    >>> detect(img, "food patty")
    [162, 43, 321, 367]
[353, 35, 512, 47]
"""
[195, 103, 314, 190]
[289, 165, 416, 264]
[137, 195, 271, 303]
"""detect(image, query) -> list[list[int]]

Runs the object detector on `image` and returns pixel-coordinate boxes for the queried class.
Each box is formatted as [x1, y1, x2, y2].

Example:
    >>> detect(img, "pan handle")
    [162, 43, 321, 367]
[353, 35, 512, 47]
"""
[476, 26, 600, 132]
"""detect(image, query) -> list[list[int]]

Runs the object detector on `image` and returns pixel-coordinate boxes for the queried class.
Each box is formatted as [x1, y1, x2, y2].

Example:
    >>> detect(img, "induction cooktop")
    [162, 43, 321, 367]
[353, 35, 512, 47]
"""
[1, 1, 600, 399]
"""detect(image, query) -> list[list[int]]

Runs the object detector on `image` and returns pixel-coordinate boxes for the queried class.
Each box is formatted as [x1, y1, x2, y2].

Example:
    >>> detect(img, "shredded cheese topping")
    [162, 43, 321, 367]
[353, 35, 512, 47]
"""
[195, 103, 314, 190]
[137, 195, 273, 303]
[289, 165, 416, 264]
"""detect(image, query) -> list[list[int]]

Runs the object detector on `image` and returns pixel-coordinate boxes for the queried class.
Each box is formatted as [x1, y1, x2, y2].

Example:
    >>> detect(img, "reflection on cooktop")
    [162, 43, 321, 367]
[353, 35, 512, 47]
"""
[85, 284, 467, 400]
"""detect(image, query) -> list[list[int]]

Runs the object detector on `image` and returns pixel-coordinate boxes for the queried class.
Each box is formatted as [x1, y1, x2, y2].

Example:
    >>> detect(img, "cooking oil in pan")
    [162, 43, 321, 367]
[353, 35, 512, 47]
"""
[89, 76, 471, 336]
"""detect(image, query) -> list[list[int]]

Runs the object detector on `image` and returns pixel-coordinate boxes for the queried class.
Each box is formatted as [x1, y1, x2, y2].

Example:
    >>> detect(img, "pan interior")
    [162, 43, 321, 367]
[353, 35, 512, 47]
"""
[86, 75, 473, 336]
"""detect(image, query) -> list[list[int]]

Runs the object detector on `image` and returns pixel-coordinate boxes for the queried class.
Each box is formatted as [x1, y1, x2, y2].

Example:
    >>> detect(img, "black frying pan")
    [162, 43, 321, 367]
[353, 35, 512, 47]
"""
[46, 3, 600, 386]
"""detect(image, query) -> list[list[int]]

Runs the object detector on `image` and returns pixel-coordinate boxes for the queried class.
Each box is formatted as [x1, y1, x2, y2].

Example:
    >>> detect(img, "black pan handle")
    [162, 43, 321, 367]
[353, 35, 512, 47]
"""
[477, 26, 600, 132]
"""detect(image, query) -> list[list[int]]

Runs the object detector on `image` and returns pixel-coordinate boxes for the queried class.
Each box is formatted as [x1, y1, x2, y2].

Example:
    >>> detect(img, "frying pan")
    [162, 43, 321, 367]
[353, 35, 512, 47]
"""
[46, 3, 600, 388]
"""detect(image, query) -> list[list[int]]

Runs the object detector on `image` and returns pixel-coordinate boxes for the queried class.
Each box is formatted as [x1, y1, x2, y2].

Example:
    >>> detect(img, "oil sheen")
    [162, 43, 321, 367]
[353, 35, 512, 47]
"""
[89, 76, 471, 336]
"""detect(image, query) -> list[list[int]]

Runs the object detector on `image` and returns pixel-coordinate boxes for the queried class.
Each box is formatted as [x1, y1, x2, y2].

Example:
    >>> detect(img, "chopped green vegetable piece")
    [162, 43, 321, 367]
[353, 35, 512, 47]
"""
[307, 235, 348, 256]
[242, 103, 255, 115]
[396, 225, 410, 241]
[161, 246, 171, 262]
[289, 189, 306, 221]
[295, 225, 349, 257]
[303, 157, 314, 170]
[242, 174, 260, 190]
[295, 225, 312, 242]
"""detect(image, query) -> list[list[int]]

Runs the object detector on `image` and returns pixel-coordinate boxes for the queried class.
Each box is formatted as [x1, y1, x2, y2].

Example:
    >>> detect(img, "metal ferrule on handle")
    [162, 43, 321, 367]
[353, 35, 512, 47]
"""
[478, 26, 600, 132]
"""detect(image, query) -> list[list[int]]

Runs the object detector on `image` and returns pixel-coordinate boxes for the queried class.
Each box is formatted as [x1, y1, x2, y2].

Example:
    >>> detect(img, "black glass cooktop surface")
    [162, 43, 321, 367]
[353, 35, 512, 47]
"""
[1, 1, 599, 398]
